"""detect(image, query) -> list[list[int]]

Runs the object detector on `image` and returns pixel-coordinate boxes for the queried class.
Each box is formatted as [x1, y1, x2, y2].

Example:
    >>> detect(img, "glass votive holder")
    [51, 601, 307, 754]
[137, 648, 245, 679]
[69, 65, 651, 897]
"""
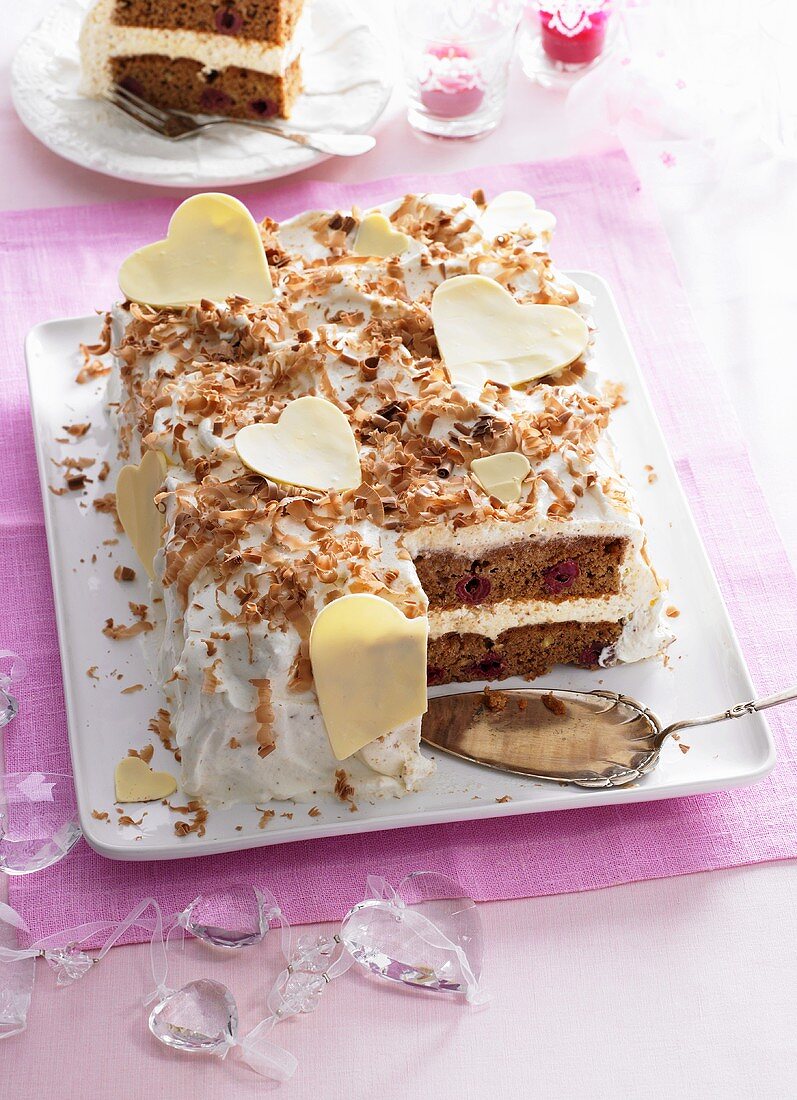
[398, 0, 524, 140]
[521, 1, 616, 91]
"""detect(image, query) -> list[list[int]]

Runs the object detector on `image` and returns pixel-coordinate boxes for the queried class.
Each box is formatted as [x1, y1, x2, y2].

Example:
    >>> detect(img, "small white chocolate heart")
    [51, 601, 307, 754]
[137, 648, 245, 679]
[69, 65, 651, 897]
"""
[119, 193, 273, 307]
[471, 452, 532, 504]
[432, 274, 589, 390]
[353, 213, 410, 258]
[234, 396, 361, 492]
[310, 594, 428, 760]
[116, 449, 168, 580]
[115, 756, 177, 803]
[480, 191, 556, 239]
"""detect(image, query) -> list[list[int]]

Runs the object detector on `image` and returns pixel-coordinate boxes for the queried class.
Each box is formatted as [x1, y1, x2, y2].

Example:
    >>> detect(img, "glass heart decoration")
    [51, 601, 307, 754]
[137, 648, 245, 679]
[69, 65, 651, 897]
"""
[179, 884, 278, 949]
[0, 651, 25, 731]
[0, 772, 82, 875]
[149, 978, 238, 1056]
[340, 871, 487, 1003]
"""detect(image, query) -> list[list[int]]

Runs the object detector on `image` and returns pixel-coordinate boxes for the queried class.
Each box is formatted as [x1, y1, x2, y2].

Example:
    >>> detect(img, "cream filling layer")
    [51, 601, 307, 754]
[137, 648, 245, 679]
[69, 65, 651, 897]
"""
[79, 0, 304, 97]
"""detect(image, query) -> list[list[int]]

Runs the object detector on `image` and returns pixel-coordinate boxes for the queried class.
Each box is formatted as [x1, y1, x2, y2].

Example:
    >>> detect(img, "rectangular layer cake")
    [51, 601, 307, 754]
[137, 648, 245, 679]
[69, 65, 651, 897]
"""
[105, 190, 670, 807]
[80, 0, 305, 119]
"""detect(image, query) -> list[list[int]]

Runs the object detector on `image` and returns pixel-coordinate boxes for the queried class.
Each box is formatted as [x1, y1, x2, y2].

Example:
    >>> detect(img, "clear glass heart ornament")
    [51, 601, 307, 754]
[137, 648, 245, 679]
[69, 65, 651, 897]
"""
[179, 884, 277, 948]
[149, 978, 238, 1056]
[0, 772, 82, 875]
[0, 651, 25, 731]
[340, 871, 485, 1001]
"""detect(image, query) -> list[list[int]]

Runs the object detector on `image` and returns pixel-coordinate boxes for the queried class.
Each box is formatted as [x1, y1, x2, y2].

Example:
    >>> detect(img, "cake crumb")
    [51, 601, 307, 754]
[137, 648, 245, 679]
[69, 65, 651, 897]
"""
[482, 686, 507, 712]
[281, 812, 294, 820]
[496, 795, 512, 804]
[228, 737, 241, 749]
[91, 809, 109, 821]
[665, 605, 680, 618]
[256, 807, 275, 829]
[121, 683, 144, 694]
[235, 825, 243, 831]
[114, 565, 136, 582]
[308, 806, 321, 817]
[86, 666, 99, 679]
[517, 697, 528, 711]
[542, 692, 567, 717]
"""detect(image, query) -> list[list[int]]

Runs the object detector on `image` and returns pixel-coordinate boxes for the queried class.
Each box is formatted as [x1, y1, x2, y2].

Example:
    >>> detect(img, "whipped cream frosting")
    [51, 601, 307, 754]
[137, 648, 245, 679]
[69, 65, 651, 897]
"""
[107, 191, 670, 807]
[79, 0, 306, 97]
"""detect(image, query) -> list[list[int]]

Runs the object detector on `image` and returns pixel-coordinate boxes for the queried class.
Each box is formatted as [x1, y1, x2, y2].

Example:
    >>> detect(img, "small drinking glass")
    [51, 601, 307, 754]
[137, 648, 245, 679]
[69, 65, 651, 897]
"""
[521, 1, 616, 91]
[398, 0, 524, 139]
[0, 772, 82, 875]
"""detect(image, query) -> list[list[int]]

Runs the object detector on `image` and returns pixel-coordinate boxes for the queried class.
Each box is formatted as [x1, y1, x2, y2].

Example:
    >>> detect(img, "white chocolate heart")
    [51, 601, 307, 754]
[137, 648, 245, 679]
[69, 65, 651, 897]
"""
[116, 449, 168, 580]
[234, 396, 361, 492]
[432, 275, 589, 390]
[115, 756, 177, 803]
[309, 594, 428, 760]
[480, 191, 556, 239]
[471, 452, 532, 504]
[118, 193, 273, 307]
[353, 213, 410, 258]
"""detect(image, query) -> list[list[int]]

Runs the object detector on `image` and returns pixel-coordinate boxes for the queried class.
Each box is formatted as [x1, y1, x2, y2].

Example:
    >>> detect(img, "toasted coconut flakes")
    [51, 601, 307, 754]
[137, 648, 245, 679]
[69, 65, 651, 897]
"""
[250, 678, 276, 757]
[202, 660, 222, 695]
[334, 769, 355, 804]
[103, 617, 154, 640]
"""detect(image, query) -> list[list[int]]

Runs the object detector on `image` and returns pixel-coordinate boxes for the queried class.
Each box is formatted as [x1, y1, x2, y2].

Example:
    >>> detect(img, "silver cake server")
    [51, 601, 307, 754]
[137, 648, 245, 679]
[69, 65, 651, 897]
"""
[421, 684, 797, 788]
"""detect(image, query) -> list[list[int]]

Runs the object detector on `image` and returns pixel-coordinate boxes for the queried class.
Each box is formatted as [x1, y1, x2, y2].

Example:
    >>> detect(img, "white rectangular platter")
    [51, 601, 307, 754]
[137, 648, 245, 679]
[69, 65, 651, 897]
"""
[25, 273, 776, 861]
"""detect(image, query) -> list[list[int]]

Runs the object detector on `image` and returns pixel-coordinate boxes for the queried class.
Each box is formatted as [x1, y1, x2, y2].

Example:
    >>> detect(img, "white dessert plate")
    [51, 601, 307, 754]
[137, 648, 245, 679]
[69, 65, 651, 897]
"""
[25, 273, 776, 862]
[11, 0, 392, 188]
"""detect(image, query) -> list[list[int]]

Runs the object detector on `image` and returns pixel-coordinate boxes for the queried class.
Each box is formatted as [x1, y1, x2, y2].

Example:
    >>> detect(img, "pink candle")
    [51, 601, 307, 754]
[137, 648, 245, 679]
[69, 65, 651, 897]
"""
[538, 2, 610, 66]
[419, 44, 486, 119]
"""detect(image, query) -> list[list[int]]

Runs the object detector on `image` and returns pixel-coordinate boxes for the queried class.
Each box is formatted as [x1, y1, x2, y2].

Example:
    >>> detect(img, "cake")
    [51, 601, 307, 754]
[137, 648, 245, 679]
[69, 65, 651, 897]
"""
[79, 0, 305, 120]
[104, 189, 671, 807]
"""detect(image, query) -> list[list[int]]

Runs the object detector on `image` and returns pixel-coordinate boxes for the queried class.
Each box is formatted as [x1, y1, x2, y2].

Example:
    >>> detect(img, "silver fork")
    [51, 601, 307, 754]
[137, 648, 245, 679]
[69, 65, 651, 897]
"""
[105, 83, 376, 156]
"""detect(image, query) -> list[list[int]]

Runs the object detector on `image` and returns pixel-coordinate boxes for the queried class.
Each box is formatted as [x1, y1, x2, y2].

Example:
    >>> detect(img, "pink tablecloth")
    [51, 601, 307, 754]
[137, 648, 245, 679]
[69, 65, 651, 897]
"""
[3, 151, 797, 945]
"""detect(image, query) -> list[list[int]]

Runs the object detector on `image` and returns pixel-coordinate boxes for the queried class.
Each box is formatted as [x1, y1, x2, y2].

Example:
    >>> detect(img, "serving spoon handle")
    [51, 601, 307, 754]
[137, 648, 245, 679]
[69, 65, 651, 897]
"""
[660, 683, 797, 742]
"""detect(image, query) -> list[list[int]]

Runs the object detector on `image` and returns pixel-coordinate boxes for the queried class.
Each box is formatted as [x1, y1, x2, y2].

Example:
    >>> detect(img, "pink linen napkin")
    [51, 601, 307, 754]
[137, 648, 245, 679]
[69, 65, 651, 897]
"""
[2, 151, 797, 945]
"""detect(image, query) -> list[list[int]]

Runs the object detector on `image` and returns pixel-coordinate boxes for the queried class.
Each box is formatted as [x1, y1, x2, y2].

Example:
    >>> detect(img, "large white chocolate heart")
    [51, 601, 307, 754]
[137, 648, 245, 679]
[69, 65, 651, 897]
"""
[234, 396, 361, 492]
[480, 191, 556, 239]
[118, 193, 273, 307]
[116, 449, 168, 580]
[470, 452, 531, 504]
[309, 594, 428, 760]
[353, 213, 410, 258]
[115, 756, 177, 802]
[431, 275, 589, 389]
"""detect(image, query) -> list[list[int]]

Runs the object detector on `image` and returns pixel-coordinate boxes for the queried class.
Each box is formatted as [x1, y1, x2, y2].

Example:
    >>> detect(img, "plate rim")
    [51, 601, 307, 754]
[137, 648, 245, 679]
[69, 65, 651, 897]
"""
[11, 0, 393, 188]
[23, 276, 777, 862]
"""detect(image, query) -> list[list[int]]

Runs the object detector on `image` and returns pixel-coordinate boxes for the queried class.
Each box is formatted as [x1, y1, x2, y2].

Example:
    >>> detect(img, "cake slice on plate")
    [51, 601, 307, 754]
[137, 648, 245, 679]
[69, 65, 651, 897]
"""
[104, 189, 671, 807]
[79, 0, 305, 119]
